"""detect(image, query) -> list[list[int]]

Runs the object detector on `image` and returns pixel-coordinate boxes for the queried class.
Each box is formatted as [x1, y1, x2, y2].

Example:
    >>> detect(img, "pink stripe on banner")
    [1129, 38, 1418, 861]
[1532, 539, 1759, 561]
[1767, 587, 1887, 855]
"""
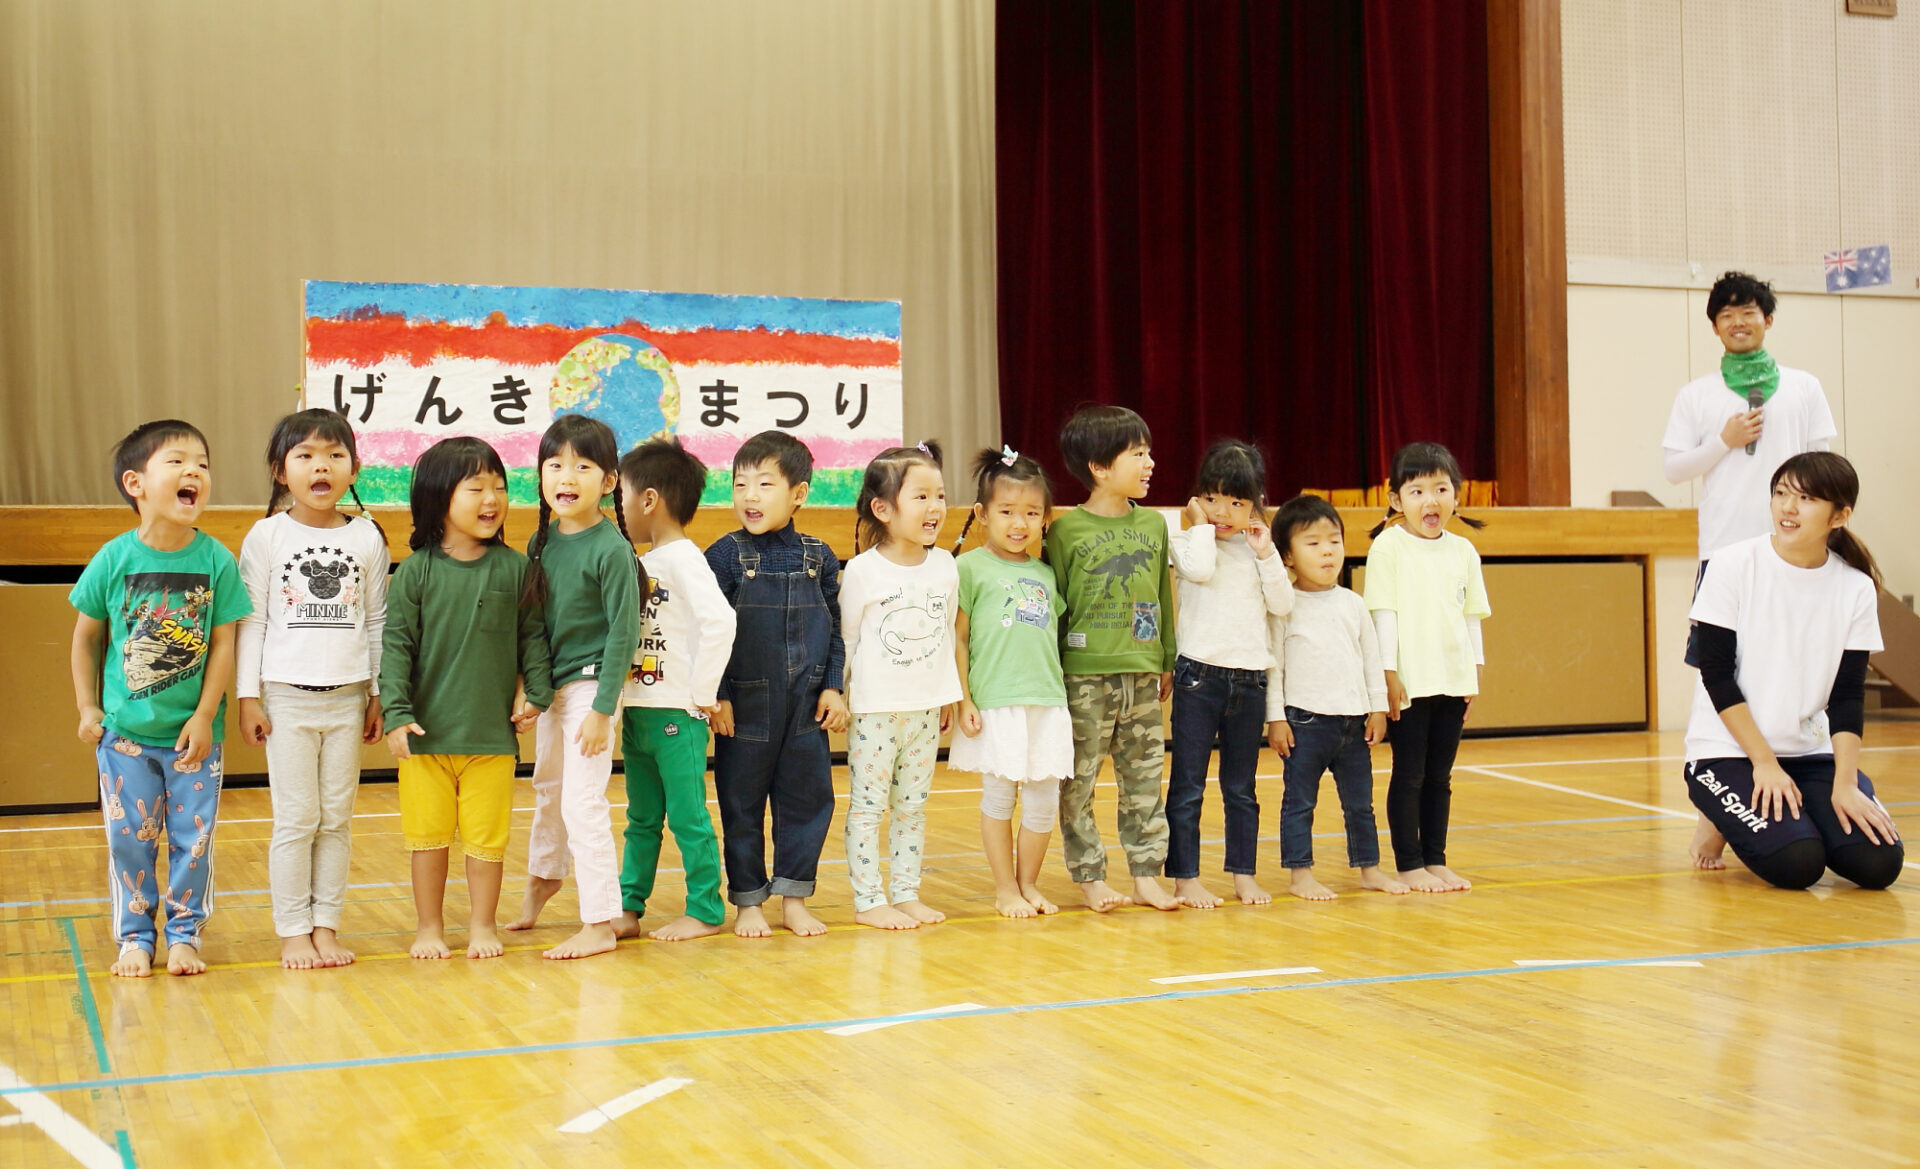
[356, 430, 544, 467]
[678, 434, 901, 469]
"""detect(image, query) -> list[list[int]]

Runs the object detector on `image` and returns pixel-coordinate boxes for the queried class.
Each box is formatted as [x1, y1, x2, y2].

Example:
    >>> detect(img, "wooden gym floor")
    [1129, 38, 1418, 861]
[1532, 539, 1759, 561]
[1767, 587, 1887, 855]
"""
[3, 721, 1918, 1168]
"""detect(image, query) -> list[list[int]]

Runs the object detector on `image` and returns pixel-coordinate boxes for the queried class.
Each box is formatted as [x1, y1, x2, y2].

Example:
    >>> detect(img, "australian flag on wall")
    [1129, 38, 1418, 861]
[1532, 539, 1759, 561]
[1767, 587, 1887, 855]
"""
[1824, 244, 1892, 292]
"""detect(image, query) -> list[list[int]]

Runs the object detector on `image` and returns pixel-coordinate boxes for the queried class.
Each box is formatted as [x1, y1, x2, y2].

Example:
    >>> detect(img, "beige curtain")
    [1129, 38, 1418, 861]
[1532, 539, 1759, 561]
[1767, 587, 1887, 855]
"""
[0, 0, 999, 504]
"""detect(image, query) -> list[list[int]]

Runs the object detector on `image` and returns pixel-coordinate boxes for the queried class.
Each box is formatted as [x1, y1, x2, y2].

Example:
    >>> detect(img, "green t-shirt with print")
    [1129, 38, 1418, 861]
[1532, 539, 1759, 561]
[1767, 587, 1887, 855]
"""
[1043, 504, 1177, 675]
[956, 547, 1068, 709]
[70, 529, 251, 746]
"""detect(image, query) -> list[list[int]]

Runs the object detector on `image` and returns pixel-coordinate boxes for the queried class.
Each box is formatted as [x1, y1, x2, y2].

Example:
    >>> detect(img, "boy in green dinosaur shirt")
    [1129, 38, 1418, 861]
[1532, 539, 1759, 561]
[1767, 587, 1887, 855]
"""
[1044, 405, 1179, 913]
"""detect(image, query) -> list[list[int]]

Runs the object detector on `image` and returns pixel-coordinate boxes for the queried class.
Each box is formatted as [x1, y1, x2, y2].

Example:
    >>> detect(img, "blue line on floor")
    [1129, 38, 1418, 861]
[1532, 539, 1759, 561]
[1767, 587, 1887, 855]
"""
[58, 916, 112, 1075]
[5, 934, 1915, 1099]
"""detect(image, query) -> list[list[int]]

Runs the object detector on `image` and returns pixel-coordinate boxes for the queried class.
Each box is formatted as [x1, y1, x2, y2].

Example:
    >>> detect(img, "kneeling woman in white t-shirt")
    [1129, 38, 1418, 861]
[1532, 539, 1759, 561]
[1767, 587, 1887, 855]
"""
[1685, 452, 1903, 890]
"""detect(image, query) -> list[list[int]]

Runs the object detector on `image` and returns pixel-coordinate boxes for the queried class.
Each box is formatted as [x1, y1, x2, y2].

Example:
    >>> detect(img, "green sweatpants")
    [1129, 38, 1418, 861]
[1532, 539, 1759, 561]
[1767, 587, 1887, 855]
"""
[620, 708, 726, 925]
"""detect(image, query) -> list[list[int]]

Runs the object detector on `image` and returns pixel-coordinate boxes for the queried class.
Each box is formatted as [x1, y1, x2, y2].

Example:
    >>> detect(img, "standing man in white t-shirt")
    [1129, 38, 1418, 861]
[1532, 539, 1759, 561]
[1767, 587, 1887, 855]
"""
[1663, 271, 1837, 573]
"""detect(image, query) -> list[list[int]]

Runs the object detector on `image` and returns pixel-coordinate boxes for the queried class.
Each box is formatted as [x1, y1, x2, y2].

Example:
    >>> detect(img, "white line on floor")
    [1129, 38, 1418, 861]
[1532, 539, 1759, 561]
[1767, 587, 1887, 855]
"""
[1456, 766, 1695, 820]
[556, 1076, 693, 1134]
[1149, 966, 1321, 985]
[825, 1002, 987, 1037]
[0, 1062, 123, 1168]
[1512, 959, 1703, 969]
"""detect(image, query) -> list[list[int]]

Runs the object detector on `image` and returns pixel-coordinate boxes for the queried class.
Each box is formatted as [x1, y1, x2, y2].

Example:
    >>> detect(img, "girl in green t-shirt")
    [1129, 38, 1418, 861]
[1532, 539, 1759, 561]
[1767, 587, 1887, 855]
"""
[951, 448, 1071, 919]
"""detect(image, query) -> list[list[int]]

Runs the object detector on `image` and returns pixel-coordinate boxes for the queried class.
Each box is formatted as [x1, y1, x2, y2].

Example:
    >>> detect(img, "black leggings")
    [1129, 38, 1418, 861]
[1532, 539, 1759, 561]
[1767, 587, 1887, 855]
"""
[1387, 695, 1468, 871]
[1685, 756, 1904, 890]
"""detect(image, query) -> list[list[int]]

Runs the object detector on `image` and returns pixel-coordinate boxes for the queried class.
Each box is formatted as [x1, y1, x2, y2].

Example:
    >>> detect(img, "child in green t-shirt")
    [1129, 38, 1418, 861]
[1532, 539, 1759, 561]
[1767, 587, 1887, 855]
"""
[951, 447, 1070, 919]
[1044, 407, 1179, 913]
[71, 420, 251, 978]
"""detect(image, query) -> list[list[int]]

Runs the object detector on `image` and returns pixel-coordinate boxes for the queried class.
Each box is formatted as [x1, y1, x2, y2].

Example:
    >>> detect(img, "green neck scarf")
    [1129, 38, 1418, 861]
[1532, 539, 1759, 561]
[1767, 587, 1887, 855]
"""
[1721, 349, 1780, 403]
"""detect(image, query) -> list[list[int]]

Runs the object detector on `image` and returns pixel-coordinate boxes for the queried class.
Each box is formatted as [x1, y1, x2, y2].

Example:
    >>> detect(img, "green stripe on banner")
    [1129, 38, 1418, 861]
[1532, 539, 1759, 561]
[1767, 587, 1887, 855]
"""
[700, 467, 861, 508]
[350, 465, 541, 508]
[354, 465, 860, 509]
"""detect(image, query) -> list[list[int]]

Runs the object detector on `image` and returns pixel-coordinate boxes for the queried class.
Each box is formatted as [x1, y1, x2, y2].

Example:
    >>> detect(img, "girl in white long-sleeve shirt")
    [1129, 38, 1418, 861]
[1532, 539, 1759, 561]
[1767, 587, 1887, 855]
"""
[236, 409, 389, 971]
[1165, 440, 1293, 908]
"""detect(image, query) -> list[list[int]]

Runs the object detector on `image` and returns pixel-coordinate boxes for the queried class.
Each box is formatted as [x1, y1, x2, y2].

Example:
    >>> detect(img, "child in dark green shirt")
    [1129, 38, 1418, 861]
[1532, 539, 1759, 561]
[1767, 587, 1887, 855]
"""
[380, 438, 552, 961]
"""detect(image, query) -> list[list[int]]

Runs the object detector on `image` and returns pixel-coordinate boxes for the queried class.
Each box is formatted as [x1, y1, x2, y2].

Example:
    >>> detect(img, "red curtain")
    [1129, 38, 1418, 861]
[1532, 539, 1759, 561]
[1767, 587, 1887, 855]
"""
[995, 0, 1492, 505]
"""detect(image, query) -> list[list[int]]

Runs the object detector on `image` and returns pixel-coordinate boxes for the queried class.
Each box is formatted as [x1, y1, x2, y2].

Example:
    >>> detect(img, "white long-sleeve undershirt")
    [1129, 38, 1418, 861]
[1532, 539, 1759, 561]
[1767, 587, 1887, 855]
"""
[1663, 433, 1731, 484]
[1372, 610, 1483, 672]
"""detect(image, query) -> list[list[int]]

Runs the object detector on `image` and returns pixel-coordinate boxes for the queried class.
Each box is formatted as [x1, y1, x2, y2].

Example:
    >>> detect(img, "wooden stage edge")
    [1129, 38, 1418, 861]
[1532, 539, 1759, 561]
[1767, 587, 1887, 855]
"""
[0, 505, 1697, 565]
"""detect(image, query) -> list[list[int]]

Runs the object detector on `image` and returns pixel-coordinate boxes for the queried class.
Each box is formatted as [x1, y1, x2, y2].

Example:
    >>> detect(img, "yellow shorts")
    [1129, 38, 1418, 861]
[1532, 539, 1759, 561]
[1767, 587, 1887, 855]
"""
[398, 754, 516, 862]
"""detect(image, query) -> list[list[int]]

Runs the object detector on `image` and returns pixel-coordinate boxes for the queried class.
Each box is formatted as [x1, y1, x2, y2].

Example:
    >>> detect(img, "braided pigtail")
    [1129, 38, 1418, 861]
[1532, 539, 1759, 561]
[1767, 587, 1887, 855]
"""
[522, 495, 553, 608]
[347, 483, 388, 543]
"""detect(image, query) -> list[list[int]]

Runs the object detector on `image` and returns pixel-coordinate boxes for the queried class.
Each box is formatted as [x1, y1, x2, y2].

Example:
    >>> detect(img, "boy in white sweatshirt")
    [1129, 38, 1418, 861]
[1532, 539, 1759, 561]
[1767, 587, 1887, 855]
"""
[614, 439, 737, 941]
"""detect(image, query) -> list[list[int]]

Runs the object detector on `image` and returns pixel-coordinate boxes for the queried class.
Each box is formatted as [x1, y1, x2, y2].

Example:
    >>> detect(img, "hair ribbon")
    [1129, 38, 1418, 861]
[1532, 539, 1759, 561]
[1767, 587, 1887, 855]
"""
[1001, 444, 1018, 466]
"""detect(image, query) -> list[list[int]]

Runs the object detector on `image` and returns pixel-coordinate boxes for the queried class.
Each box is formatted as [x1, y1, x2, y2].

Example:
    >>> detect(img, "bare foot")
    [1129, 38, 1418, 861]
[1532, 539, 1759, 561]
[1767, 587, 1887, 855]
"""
[1173, 877, 1222, 909]
[281, 934, 321, 970]
[543, 921, 619, 960]
[111, 946, 153, 978]
[895, 899, 946, 924]
[410, 928, 452, 959]
[1425, 865, 1472, 891]
[995, 887, 1038, 918]
[504, 875, 563, 931]
[649, 915, 724, 941]
[1289, 870, 1338, 901]
[1399, 868, 1447, 893]
[1690, 816, 1728, 870]
[1079, 880, 1133, 913]
[466, 925, 505, 959]
[312, 927, 355, 967]
[1233, 874, 1273, 905]
[1358, 866, 1412, 895]
[1133, 875, 1180, 911]
[854, 905, 920, 930]
[1019, 884, 1059, 915]
[166, 942, 206, 976]
[613, 910, 645, 939]
[778, 899, 829, 937]
[734, 905, 773, 938]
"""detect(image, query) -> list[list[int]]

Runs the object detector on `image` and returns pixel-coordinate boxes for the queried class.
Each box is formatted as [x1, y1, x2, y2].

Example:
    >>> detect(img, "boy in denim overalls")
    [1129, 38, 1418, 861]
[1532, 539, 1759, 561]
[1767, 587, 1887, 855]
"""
[704, 432, 848, 937]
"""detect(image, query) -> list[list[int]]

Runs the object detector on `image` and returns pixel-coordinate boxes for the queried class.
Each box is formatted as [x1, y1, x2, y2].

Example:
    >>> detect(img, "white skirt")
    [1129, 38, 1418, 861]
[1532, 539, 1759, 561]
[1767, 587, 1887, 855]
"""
[947, 705, 1074, 782]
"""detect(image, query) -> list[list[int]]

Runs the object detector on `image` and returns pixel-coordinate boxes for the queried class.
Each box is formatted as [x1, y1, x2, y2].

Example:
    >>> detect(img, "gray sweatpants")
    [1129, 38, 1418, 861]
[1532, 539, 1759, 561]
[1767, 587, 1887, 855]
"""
[261, 681, 367, 937]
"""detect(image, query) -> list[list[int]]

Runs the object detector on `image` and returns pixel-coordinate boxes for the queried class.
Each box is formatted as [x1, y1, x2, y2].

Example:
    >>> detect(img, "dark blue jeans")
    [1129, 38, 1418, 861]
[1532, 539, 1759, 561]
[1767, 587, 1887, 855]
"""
[1279, 707, 1381, 869]
[1166, 657, 1266, 879]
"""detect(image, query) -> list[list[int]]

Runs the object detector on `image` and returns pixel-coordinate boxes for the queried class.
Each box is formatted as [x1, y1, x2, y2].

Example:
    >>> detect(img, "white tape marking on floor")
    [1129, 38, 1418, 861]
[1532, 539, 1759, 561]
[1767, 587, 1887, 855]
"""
[556, 1076, 693, 1134]
[1512, 959, 1704, 969]
[1457, 766, 1695, 820]
[825, 1002, 988, 1037]
[0, 1062, 124, 1169]
[1150, 966, 1322, 985]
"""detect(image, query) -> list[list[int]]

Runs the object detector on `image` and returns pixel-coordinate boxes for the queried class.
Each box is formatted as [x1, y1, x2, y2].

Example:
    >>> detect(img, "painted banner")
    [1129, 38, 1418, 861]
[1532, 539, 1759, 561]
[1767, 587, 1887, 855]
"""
[302, 280, 903, 506]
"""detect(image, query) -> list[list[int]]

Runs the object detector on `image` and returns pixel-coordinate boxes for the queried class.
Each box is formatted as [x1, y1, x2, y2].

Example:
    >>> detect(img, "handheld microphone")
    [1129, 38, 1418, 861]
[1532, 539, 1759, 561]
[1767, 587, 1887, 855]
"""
[1745, 389, 1763, 455]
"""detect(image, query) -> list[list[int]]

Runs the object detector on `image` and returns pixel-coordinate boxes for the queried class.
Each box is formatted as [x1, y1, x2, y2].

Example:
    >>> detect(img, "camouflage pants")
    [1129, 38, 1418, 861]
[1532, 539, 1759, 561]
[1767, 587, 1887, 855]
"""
[1060, 673, 1169, 882]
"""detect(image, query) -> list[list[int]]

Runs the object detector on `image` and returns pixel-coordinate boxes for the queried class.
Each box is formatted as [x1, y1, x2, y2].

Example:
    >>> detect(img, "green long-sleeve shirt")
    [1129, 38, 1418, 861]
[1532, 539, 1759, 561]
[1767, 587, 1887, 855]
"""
[532, 520, 643, 716]
[1044, 504, 1178, 675]
[379, 545, 554, 756]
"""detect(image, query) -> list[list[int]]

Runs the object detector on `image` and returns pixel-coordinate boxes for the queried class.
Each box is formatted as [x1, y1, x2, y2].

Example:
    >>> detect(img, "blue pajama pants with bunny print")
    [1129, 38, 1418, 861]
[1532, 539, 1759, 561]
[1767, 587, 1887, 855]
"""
[97, 730, 223, 954]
